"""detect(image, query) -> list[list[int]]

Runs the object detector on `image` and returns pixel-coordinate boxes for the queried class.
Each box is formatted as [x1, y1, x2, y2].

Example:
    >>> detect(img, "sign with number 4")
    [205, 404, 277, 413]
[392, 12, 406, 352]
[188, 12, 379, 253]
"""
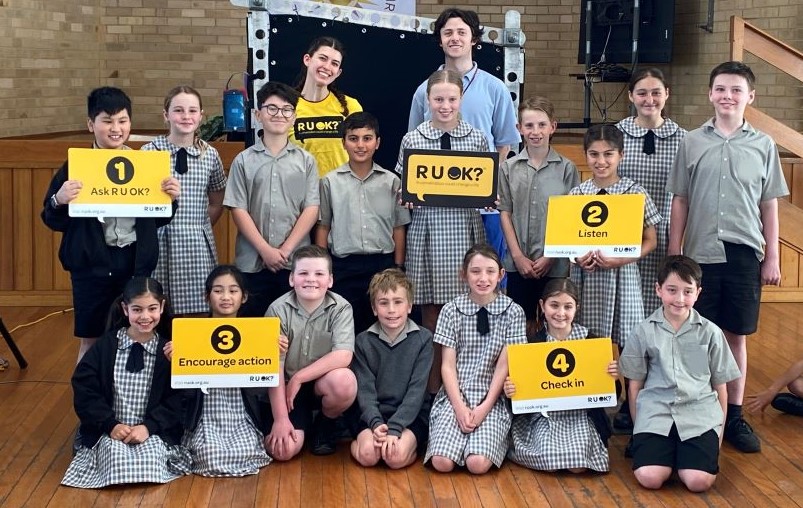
[507, 338, 617, 414]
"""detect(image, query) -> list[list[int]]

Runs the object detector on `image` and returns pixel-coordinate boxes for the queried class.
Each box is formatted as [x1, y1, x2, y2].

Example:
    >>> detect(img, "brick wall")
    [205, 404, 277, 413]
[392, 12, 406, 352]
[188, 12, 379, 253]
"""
[0, 0, 247, 138]
[1, 0, 800, 139]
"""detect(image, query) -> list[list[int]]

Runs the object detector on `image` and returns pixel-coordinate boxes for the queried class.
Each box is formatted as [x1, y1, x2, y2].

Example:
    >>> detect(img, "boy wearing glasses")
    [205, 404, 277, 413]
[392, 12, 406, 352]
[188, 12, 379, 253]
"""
[224, 81, 320, 316]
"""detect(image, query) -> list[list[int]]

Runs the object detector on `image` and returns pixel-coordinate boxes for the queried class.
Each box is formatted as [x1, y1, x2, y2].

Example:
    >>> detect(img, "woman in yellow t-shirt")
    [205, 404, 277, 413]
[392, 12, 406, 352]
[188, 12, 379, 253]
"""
[291, 36, 363, 177]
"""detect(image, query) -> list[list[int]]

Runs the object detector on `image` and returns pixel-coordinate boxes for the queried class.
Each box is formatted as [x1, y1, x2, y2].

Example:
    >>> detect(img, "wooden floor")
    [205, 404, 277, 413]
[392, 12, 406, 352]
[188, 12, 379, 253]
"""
[0, 305, 801, 508]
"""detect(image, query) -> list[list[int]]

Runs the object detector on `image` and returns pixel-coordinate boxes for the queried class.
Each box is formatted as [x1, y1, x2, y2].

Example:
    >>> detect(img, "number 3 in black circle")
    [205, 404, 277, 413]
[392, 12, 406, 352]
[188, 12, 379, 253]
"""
[582, 201, 608, 228]
[211, 324, 241, 354]
[546, 348, 576, 378]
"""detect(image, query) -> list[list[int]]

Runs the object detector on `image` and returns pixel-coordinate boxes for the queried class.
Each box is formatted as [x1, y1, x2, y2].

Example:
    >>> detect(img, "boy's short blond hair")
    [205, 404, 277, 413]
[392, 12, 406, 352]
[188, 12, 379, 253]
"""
[368, 268, 413, 306]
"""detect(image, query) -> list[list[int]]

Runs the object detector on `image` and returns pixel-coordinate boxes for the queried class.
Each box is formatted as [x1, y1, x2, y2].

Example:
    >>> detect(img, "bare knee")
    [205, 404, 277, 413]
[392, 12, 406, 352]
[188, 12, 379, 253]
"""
[318, 369, 357, 414]
[634, 466, 672, 490]
[385, 452, 415, 470]
[679, 470, 716, 493]
[269, 444, 302, 462]
[465, 455, 492, 475]
[351, 444, 380, 467]
[430, 455, 454, 473]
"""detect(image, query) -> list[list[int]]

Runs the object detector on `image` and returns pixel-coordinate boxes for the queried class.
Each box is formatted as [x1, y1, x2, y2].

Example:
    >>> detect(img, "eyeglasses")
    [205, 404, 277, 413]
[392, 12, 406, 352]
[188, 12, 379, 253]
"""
[259, 104, 296, 118]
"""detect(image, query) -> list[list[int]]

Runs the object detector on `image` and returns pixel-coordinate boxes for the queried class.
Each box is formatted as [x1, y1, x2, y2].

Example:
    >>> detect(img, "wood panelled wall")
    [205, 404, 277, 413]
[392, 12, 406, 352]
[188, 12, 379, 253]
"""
[2, 140, 802, 305]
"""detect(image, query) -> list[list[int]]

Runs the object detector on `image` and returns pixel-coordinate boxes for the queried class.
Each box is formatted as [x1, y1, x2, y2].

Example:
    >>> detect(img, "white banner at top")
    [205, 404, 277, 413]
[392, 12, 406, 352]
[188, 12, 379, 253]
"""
[312, 0, 415, 16]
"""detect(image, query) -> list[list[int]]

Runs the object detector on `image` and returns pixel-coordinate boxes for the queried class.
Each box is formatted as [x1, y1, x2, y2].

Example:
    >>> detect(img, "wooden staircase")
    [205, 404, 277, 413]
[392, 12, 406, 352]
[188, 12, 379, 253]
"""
[730, 16, 803, 302]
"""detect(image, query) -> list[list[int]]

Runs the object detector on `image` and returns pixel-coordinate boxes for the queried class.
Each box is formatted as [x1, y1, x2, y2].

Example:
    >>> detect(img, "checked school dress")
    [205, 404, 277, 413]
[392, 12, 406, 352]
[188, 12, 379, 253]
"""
[62, 330, 190, 488]
[617, 117, 686, 315]
[507, 324, 609, 472]
[396, 121, 489, 305]
[142, 136, 227, 314]
[425, 294, 527, 467]
[182, 388, 271, 477]
[569, 177, 661, 347]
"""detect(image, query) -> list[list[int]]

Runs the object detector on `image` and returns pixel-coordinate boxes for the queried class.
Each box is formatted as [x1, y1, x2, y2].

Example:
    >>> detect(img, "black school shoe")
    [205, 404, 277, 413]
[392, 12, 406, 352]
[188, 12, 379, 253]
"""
[311, 413, 337, 456]
[612, 403, 634, 434]
[624, 436, 634, 458]
[724, 417, 761, 453]
[771, 393, 803, 416]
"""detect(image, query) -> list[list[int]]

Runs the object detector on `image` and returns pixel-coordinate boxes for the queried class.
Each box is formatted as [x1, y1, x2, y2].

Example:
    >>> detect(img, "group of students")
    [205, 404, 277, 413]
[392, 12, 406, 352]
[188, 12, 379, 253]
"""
[40, 6, 803, 494]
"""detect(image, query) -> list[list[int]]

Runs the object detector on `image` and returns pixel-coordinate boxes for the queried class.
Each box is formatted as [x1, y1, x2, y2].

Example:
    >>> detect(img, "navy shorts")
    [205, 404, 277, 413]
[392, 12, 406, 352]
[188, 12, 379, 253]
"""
[632, 424, 720, 475]
[240, 268, 291, 317]
[695, 242, 762, 335]
[262, 381, 321, 434]
[506, 273, 555, 320]
[332, 253, 394, 335]
[70, 245, 135, 338]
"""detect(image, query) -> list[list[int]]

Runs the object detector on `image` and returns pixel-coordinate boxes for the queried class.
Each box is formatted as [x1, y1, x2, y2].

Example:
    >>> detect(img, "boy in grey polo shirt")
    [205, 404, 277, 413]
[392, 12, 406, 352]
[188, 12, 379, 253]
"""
[621, 256, 740, 493]
[223, 82, 320, 317]
[264, 245, 357, 458]
[498, 96, 580, 337]
[315, 112, 410, 334]
[667, 61, 789, 453]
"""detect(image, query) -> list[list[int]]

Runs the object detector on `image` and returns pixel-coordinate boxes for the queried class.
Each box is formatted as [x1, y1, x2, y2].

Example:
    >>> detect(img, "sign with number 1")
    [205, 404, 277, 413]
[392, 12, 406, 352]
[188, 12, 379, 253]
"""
[68, 148, 172, 217]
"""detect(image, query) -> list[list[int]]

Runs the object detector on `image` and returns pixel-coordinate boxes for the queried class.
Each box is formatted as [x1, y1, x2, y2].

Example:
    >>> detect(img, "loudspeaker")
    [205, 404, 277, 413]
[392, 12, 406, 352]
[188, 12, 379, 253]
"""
[578, 0, 674, 65]
[595, 0, 633, 26]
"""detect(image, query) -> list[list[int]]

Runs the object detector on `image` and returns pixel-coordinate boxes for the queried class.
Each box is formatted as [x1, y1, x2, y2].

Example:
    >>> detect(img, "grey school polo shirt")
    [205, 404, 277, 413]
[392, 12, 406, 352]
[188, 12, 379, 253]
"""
[223, 140, 319, 273]
[318, 162, 410, 258]
[666, 119, 788, 263]
[267, 290, 354, 380]
[620, 307, 741, 440]
[497, 147, 580, 275]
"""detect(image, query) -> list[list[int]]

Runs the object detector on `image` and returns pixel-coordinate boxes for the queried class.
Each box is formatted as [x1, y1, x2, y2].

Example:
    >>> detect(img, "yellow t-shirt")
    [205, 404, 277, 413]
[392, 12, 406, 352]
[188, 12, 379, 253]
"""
[289, 92, 362, 177]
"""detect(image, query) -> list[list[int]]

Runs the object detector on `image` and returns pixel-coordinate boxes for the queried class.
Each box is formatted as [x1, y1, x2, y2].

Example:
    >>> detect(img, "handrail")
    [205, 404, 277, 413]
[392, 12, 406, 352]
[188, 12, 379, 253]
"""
[730, 16, 803, 159]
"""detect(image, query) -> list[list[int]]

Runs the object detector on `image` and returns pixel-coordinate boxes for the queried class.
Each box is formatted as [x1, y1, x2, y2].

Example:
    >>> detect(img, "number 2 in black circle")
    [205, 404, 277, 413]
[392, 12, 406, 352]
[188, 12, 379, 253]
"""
[581, 201, 608, 228]
[211, 324, 241, 354]
[546, 348, 576, 378]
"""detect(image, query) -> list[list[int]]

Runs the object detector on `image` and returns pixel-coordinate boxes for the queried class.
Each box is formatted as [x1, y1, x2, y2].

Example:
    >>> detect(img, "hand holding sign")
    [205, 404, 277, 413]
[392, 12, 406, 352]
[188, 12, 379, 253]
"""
[161, 176, 181, 201]
[401, 149, 499, 208]
[55, 179, 83, 206]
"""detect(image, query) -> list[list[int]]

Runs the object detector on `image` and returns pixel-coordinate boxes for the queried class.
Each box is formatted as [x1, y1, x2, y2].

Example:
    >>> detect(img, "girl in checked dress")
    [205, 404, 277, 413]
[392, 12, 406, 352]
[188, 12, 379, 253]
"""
[62, 277, 189, 488]
[569, 125, 661, 351]
[425, 244, 527, 474]
[506, 278, 618, 472]
[164, 265, 272, 477]
[142, 85, 227, 316]
[616, 68, 686, 315]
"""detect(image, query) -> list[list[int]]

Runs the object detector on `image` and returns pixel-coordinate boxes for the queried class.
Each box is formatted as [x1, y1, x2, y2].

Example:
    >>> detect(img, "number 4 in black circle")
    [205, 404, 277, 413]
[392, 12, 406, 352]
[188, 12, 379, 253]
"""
[546, 348, 576, 378]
